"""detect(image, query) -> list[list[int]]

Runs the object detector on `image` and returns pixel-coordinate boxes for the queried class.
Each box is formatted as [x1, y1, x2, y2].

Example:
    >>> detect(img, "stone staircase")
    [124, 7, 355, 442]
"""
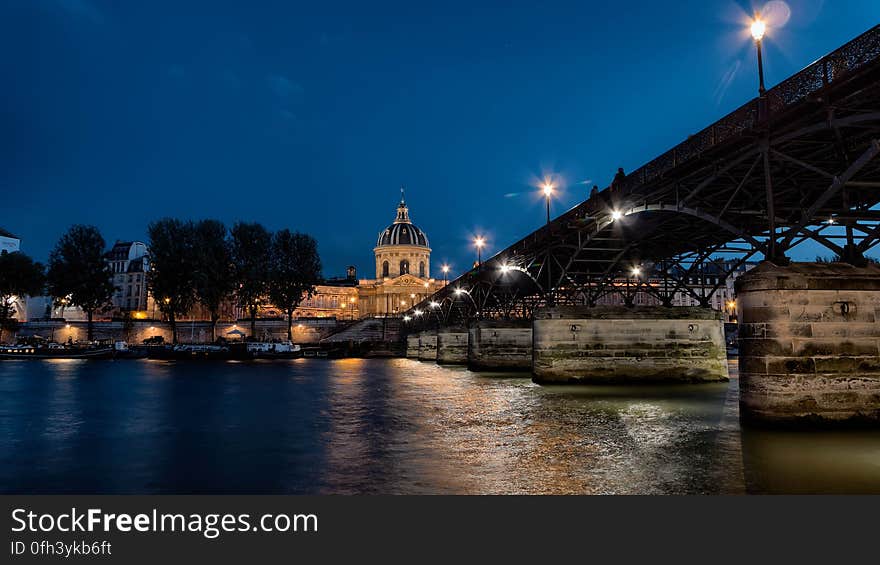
[321, 317, 402, 344]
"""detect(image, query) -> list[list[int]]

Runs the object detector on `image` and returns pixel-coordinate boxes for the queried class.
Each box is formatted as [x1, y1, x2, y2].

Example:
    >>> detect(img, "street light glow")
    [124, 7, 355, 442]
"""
[414, 309, 422, 316]
[474, 236, 485, 249]
[429, 301, 439, 308]
[751, 18, 766, 41]
[442, 264, 450, 273]
[403, 315, 411, 322]
[500, 264, 511, 273]
[631, 267, 641, 277]
[611, 210, 623, 221]
[542, 182, 554, 197]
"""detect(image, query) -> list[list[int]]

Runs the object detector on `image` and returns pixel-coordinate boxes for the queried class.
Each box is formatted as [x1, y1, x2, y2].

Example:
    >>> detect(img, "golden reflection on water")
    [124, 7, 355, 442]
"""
[5, 357, 880, 494]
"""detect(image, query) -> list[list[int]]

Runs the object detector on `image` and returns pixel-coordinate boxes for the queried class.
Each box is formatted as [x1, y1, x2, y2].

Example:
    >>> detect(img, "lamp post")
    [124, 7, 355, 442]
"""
[474, 236, 485, 267]
[441, 264, 450, 284]
[751, 18, 767, 96]
[542, 181, 555, 224]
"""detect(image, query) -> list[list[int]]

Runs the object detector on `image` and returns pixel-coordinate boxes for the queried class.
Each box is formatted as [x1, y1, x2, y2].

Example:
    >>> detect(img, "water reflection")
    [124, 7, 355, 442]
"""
[0, 358, 878, 493]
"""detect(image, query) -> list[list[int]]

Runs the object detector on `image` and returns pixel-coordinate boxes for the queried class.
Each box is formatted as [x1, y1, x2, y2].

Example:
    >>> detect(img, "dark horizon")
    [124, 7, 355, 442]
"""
[4, 1, 879, 278]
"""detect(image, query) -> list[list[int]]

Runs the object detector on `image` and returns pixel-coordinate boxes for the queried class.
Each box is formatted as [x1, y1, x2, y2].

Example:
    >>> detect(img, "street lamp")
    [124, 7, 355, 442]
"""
[441, 264, 450, 283]
[751, 16, 767, 96]
[542, 180, 555, 224]
[474, 236, 486, 267]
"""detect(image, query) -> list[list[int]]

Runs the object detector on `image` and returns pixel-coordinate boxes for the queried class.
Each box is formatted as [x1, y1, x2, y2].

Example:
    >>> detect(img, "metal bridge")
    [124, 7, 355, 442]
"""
[409, 24, 880, 327]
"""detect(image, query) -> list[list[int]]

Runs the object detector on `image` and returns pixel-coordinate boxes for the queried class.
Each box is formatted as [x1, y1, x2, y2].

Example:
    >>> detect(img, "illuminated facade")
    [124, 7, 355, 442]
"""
[356, 193, 445, 316]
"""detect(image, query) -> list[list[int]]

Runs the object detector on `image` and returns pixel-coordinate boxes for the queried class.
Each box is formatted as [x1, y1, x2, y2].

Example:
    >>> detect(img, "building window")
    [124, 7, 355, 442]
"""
[419, 261, 425, 278]
[400, 259, 409, 275]
[382, 261, 389, 277]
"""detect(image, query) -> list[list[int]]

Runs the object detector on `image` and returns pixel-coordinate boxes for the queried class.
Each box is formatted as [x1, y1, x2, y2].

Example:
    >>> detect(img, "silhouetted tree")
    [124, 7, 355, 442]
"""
[147, 219, 197, 344]
[268, 230, 322, 340]
[47, 225, 114, 341]
[0, 251, 45, 343]
[193, 219, 234, 342]
[231, 222, 272, 338]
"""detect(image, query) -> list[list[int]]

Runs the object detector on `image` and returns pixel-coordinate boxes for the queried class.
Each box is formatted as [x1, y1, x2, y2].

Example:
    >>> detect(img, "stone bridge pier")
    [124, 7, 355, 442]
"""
[532, 306, 729, 384]
[406, 334, 420, 358]
[467, 319, 533, 371]
[417, 330, 438, 361]
[436, 326, 468, 364]
[736, 262, 880, 425]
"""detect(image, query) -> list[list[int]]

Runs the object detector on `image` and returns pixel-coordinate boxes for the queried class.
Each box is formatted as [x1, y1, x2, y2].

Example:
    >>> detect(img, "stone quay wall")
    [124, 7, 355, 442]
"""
[736, 262, 880, 424]
[14, 319, 338, 345]
[532, 305, 728, 384]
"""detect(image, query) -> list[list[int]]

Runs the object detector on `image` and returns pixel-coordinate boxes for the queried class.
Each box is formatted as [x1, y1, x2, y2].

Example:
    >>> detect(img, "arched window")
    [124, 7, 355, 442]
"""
[419, 261, 425, 278]
[382, 261, 389, 277]
[400, 259, 409, 275]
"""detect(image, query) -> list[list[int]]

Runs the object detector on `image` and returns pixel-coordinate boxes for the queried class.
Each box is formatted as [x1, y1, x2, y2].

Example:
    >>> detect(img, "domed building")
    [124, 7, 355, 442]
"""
[357, 190, 446, 316]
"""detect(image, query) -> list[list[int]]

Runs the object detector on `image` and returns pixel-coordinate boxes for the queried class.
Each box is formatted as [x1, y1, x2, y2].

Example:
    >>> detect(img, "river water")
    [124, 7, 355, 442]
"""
[1, 358, 878, 494]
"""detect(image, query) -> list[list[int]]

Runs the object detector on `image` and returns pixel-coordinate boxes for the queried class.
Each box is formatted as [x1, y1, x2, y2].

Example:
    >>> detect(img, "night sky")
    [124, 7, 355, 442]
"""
[3, 1, 879, 278]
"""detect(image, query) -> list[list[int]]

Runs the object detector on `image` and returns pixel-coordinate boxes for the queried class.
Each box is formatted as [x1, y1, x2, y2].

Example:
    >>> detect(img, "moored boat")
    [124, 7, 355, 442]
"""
[0, 345, 115, 360]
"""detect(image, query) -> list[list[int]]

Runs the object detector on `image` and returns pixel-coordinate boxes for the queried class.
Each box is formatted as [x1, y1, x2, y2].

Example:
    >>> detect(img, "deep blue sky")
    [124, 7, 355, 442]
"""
[3, 1, 879, 277]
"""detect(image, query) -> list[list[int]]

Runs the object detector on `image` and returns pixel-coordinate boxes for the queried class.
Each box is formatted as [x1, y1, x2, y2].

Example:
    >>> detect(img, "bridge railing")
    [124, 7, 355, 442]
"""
[620, 24, 880, 194]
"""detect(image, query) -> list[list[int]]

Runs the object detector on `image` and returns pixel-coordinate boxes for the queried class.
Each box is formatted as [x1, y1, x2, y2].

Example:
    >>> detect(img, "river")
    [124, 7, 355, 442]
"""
[1, 358, 878, 494]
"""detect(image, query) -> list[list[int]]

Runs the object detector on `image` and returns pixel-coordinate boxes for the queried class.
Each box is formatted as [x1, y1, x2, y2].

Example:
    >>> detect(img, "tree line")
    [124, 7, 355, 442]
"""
[0, 221, 322, 344]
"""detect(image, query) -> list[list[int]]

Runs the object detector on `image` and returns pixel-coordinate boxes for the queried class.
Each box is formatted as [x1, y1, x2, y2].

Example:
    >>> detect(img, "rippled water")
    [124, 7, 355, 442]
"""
[1, 358, 878, 494]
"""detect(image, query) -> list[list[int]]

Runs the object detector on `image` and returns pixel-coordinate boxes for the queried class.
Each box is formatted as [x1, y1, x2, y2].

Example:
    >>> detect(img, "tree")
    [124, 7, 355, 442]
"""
[47, 225, 114, 341]
[193, 219, 234, 342]
[147, 219, 197, 344]
[0, 251, 45, 343]
[268, 230, 322, 340]
[231, 222, 272, 338]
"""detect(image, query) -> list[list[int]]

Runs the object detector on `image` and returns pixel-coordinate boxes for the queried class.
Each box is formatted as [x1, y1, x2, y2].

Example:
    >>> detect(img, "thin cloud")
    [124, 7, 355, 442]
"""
[268, 74, 304, 98]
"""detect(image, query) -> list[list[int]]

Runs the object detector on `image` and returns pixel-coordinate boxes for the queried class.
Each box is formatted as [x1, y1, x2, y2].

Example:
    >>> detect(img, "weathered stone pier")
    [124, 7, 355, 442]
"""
[737, 262, 880, 425]
[531, 306, 729, 384]
[466, 319, 532, 371]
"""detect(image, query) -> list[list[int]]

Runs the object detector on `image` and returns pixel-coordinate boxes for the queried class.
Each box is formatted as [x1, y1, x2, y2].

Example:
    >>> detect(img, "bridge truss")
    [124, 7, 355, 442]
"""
[410, 25, 880, 328]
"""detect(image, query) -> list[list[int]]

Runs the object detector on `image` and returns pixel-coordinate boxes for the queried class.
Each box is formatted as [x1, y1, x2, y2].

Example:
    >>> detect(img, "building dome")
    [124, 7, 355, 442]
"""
[376, 193, 429, 248]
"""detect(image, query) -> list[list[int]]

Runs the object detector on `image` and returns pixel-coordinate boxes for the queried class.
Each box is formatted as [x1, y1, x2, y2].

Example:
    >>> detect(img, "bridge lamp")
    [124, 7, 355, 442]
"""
[631, 267, 641, 277]
[541, 181, 555, 224]
[474, 236, 486, 266]
[500, 264, 512, 274]
[403, 315, 411, 322]
[611, 210, 623, 221]
[410, 293, 416, 299]
[826, 216, 837, 225]
[414, 309, 423, 317]
[429, 301, 440, 309]
[750, 16, 767, 96]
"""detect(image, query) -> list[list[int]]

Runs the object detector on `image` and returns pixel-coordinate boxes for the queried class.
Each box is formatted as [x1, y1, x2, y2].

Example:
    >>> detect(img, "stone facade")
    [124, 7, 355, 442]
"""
[532, 305, 728, 384]
[736, 262, 880, 424]
[357, 193, 445, 316]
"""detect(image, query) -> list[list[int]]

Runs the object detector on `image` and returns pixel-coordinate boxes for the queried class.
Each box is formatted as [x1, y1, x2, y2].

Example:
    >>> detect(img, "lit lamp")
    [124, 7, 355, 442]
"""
[750, 17, 767, 96]
[542, 180, 555, 224]
[441, 264, 450, 283]
[474, 236, 486, 267]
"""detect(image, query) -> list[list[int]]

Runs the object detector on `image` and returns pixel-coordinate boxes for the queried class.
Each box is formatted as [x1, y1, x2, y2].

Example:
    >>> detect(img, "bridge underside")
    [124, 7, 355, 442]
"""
[403, 26, 880, 425]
